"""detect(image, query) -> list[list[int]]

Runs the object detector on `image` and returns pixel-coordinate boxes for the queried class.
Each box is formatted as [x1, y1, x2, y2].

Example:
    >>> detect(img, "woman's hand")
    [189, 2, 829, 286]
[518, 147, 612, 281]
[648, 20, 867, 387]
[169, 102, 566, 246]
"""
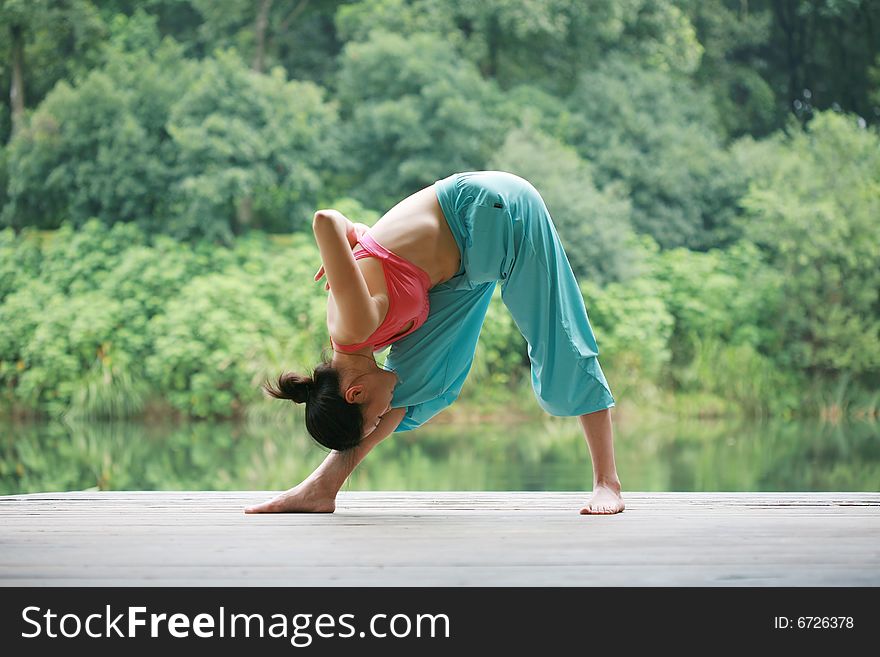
[314, 265, 330, 291]
[346, 221, 370, 247]
[313, 221, 370, 290]
[244, 480, 337, 514]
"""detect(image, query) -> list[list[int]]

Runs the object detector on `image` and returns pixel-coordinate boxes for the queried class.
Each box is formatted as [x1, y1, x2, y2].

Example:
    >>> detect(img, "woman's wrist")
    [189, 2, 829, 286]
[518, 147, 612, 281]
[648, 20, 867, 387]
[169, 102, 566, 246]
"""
[351, 222, 369, 246]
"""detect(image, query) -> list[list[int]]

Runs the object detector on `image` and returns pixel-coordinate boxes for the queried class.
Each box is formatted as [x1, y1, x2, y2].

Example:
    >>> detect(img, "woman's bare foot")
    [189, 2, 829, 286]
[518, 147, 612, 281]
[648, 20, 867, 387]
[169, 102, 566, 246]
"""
[244, 483, 336, 514]
[580, 480, 625, 515]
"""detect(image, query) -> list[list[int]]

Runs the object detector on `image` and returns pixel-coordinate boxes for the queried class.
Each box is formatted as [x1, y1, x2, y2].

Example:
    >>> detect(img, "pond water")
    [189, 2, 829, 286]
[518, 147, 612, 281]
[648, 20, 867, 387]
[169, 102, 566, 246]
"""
[1, 413, 878, 495]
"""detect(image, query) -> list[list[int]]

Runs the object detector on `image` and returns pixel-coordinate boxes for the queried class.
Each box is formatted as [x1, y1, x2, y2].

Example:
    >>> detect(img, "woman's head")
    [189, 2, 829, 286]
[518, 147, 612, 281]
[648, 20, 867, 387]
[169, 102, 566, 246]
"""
[263, 350, 397, 451]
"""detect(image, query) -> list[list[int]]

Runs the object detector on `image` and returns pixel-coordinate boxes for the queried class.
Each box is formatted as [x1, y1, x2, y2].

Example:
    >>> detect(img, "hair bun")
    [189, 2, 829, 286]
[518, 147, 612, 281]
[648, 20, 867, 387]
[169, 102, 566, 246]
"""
[263, 372, 312, 404]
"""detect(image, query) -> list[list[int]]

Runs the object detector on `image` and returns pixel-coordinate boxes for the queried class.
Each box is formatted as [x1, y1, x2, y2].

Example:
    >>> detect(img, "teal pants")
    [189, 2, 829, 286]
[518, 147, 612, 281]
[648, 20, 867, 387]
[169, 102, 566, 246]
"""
[386, 171, 615, 432]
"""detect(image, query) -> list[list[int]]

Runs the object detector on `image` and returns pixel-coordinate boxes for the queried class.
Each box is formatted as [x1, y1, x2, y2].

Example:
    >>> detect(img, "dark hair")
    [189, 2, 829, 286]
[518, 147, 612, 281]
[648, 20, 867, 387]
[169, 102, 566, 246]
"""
[263, 351, 364, 451]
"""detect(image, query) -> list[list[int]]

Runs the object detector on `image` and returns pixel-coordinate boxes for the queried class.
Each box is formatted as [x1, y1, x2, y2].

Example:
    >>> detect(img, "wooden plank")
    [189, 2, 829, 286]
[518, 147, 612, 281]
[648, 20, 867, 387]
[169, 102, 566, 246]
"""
[1, 492, 878, 586]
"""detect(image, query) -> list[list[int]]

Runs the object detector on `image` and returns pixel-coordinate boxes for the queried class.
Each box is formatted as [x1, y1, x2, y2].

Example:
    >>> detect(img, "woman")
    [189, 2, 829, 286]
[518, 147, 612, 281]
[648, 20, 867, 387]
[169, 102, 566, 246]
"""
[245, 171, 624, 515]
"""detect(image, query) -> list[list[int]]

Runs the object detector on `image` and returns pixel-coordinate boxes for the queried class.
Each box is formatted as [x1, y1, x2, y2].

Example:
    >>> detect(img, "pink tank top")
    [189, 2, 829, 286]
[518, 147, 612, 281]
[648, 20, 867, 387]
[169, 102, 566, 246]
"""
[331, 232, 432, 353]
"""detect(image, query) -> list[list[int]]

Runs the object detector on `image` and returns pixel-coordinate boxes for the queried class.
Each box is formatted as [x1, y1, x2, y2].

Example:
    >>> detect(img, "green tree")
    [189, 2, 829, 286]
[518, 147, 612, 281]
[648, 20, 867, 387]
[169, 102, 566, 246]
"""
[0, 0, 106, 141]
[0, 225, 39, 302]
[188, 0, 345, 84]
[3, 14, 338, 239]
[761, 0, 880, 125]
[166, 47, 339, 241]
[337, 0, 703, 96]
[681, 0, 778, 137]
[0, 220, 150, 417]
[739, 111, 880, 383]
[144, 272, 286, 418]
[1, 19, 193, 231]
[566, 55, 748, 250]
[653, 241, 784, 364]
[333, 30, 513, 210]
[0, 220, 333, 419]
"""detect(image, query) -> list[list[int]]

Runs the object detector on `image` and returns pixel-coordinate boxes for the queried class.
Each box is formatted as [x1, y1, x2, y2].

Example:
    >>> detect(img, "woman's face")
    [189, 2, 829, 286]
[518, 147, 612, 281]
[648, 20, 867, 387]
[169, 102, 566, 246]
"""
[341, 369, 397, 438]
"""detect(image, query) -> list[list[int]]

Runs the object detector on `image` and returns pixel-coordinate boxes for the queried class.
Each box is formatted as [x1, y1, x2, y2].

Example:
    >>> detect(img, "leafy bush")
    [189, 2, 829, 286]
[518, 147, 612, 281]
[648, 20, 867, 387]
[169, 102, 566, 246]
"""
[739, 112, 880, 383]
[580, 271, 675, 404]
[145, 272, 288, 418]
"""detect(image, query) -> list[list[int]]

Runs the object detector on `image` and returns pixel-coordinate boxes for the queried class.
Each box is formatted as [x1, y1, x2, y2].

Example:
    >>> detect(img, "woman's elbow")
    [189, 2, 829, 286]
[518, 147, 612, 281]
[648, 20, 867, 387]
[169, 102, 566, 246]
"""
[312, 210, 333, 229]
[312, 211, 343, 239]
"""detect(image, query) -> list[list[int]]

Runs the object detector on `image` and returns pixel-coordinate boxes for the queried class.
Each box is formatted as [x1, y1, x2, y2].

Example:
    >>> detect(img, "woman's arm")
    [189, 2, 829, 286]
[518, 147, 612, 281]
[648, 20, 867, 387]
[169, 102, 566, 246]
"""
[312, 209, 380, 342]
[314, 209, 369, 249]
[244, 406, 407, 513]
[314, 220, 370, 290]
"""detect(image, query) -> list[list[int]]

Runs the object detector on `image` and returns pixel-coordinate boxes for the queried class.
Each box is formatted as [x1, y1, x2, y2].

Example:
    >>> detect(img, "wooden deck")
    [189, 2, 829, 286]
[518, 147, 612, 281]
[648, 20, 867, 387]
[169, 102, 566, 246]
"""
[1, 491, 878, 586]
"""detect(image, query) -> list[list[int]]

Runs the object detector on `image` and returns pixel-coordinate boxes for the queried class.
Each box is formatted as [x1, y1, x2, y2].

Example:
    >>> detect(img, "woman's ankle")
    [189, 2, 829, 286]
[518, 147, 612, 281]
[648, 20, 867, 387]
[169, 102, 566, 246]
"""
[594, 475, 621, 493]
[303, 474, 340, 499]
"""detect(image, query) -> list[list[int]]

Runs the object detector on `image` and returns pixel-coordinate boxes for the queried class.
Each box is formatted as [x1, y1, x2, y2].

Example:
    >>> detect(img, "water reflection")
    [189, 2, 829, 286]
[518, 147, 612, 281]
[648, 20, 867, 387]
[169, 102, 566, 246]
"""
[0, 414, 878, 494]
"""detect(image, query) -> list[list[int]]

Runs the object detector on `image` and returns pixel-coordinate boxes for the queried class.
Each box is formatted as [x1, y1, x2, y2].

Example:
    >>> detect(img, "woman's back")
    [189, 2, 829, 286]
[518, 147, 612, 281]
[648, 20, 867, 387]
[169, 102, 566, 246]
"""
[367, 184, 461, 286]
[326, 182, 462, 346]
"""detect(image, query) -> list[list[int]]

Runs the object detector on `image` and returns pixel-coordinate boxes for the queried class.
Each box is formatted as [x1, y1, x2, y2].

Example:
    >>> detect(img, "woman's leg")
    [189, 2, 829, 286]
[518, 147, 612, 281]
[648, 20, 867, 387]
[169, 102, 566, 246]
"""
[494, 176, 624, 513]
[245, 406, 408, 513]
[578, 408, 624, 514]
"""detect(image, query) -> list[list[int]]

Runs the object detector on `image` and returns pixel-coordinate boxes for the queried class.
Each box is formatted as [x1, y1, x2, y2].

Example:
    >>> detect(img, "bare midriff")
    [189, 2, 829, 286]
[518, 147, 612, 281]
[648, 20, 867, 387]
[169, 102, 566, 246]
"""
[326, 183, 461, 344]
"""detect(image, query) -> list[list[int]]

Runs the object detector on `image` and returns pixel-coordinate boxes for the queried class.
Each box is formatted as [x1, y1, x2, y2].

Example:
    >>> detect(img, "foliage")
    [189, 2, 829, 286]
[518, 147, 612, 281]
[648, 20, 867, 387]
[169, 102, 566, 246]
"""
[2, 28, 193, 231]
[565, 55, 749, 250]
[3, 17, 338, 240]
[145, 272, 284, 418]
[739, 111, 880, 383]
[333, 30, 513, 210]
[336, 0, 704, 93]
[682, 0, 777, 137]
[0, 221, 331, 419]
[1, 1, 878, 423]
[653, 241, 784, 362]
[166, 48, 339, 241]
[0, 0, 107, 143]
[579, 246, 676, 404]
